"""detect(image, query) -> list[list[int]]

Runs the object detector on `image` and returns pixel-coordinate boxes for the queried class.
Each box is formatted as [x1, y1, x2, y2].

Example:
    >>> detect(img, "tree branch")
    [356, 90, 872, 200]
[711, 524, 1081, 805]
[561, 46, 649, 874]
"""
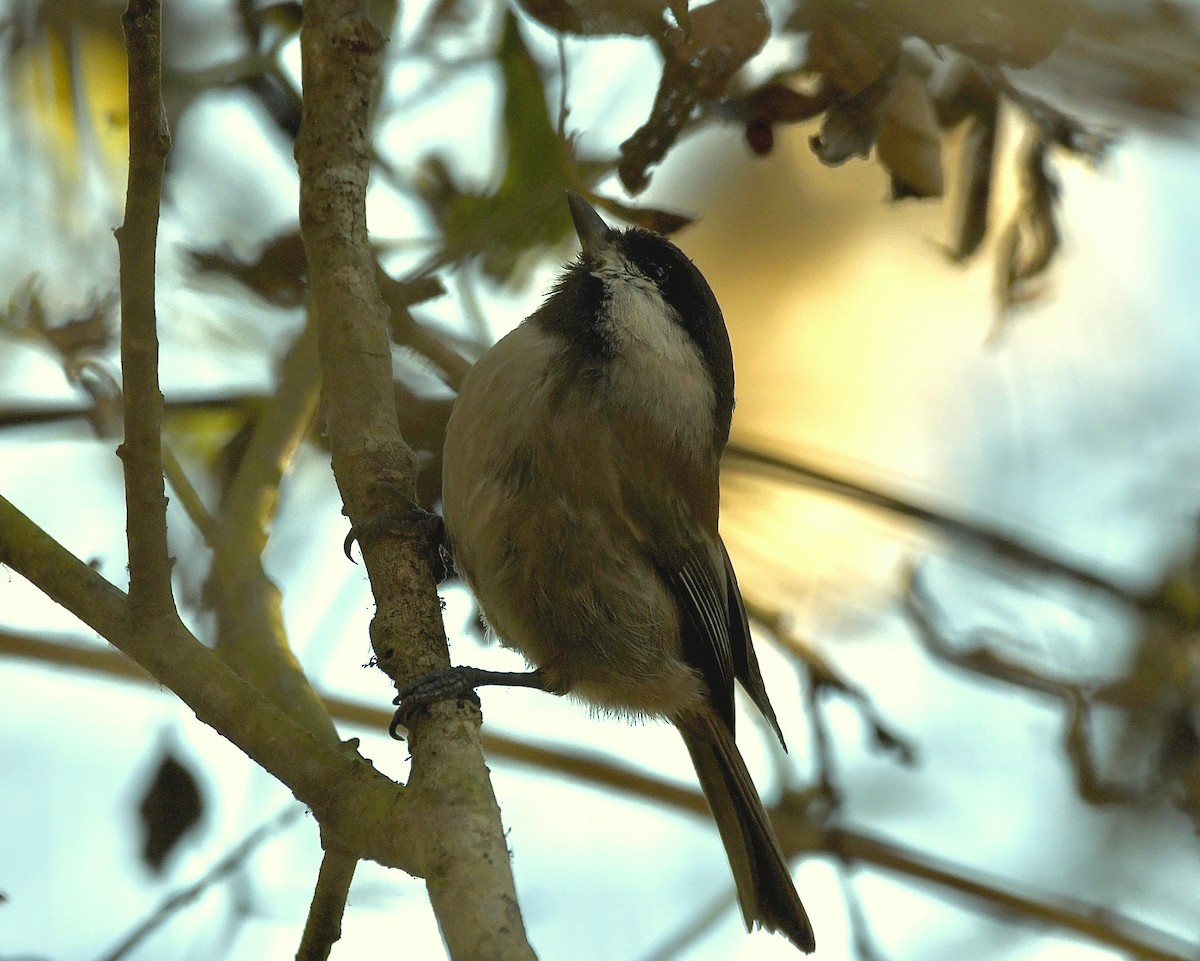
[115, 0, 176, 622]
[207, 317, 338, 744]
[295, 2, 534, 957]
[0, 496, 412, 872]
[97, 807, 306, 961]
[296, 846, 359, 961]
[724, 443, 1152, 609]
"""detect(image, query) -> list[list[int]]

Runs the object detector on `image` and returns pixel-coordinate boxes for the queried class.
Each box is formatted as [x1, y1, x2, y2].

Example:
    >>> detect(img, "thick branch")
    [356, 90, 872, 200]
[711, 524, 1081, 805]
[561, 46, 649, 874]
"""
[295, 3, 534, 958]
[115, 0, 176, 621]
[0, 496, 412, 872]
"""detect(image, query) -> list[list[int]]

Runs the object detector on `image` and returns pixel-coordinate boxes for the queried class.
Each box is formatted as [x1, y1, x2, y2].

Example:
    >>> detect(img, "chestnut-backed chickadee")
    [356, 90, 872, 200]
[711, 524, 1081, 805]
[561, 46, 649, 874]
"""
[401, 192, 815, 953]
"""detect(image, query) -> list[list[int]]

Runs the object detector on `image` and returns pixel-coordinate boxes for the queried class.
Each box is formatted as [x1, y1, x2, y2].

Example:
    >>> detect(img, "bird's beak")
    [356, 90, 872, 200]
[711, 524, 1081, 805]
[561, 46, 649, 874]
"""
[567, 191, 611, 258]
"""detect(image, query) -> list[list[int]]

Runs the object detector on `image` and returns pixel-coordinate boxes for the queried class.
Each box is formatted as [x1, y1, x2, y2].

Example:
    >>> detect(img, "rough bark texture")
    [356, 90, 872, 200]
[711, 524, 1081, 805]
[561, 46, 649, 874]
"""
[294, 3, 536, 957]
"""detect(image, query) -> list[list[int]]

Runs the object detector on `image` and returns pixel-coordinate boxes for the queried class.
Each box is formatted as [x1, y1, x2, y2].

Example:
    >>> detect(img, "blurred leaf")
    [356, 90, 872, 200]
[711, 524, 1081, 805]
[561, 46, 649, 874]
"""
[1055, 1, 1200, 122]
[809, 66, 894, 166]
[803, 7, 898, 167]
[876, 62, 943, 199]
[1, 275, 117, 365]
[166, 403, 260, 473]
[7, 12, 128, 187]
[589, 193, 692, 234]
[802, 2, 900, 91]
[190, 231, 446, 310]
[190, 232, 309, 309]
[137, 751, 204, 874]
[993, 133, 1060, 322]
[425, 13, 580, 278]
[936, 63, 1000, 261]
[946, 111, 998, 260]
[732, 81, 831, 156]
[881, 0, 1074, 66]
[619, 0, 770, 193]
[235, 2, 305, 138]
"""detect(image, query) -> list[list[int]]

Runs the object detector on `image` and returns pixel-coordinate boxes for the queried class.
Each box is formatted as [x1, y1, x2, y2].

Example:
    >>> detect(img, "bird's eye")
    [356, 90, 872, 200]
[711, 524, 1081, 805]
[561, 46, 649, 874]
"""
[645, 262, 668, 283]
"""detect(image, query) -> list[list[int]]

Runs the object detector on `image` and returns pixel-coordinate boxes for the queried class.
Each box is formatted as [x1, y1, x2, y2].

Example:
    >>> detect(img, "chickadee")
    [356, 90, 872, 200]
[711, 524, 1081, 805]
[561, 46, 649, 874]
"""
[400, 192, 815, 953]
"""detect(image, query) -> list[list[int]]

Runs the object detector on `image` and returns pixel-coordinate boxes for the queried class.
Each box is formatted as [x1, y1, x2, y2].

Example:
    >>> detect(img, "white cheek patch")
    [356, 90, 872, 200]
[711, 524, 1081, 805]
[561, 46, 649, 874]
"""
[594, 251, 715, 452]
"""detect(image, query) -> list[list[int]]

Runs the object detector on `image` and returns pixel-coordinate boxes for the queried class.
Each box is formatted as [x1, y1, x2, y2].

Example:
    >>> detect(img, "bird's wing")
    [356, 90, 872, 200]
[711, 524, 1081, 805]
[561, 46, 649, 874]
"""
[618, 450, 738, 730]
[721, 539, 786, 749]
[617, 443, 787, 744]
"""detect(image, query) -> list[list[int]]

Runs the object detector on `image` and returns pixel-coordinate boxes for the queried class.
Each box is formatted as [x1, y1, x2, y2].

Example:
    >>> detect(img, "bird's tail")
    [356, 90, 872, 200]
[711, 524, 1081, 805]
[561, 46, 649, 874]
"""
[677, 708, 816, 953]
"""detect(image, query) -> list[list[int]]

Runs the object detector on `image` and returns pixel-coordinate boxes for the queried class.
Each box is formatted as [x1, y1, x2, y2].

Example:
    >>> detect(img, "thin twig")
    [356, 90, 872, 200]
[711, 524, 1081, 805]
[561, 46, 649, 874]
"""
[208, 316, 337, 744]
[828, 828, 1198, 961]
[724, 443, 1152, 610]
[903, 561, 1086, 699]
[96, 806, 306, 961]
[904, 561, 1146, 805]
[114, 0, 176, 621]
[162, 443, 221, 547]
[745, 597, 915, 767]
[296, 847, 359, 961]
[634, 887, 737, 961]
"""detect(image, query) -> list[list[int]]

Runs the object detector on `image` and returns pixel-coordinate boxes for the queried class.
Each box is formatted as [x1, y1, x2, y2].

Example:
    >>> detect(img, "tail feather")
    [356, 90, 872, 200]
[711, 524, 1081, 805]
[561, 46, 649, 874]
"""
[677, 709, 816, 953]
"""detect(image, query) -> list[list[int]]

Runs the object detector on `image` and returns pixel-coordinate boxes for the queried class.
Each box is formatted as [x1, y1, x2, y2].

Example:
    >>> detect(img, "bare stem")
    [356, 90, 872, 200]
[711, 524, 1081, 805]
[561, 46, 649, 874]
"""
[296, 847, 359, 961]
[115, 0, 176, 623]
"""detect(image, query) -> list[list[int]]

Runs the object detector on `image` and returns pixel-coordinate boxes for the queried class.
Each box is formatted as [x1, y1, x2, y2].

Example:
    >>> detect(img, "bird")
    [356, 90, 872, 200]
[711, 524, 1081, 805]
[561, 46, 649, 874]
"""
[396, 190, 816, 953]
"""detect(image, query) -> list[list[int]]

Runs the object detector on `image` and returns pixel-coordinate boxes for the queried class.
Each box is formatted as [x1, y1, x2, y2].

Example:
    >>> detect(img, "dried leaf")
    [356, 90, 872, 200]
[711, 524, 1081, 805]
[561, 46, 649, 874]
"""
[804, 4, 900, 92]
[935, 62, 999, 260]
[426, 13, 581, 278]
[803, 9, 899, 167]
[746, 82, 832, 125]
[731, 81, 832, 156]
[809, 67, 893, 166]
[932, 59, 997, 128]
[944, 106, 998, 260]
[993, 134, 1060, 325]
[618, 0, 770, 193]
[876, 66, 943, 198]
[0, 276, 117, 363]
[190, 232, 308, 308]
[138, 751, 204, 873]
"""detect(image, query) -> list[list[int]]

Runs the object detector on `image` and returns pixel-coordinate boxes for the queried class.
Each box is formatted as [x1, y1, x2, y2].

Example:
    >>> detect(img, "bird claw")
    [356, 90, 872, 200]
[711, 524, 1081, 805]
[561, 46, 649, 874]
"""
[344, 504, 448, 581]
[388, 666, 552, 738]
[388, 666, 484, 738]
